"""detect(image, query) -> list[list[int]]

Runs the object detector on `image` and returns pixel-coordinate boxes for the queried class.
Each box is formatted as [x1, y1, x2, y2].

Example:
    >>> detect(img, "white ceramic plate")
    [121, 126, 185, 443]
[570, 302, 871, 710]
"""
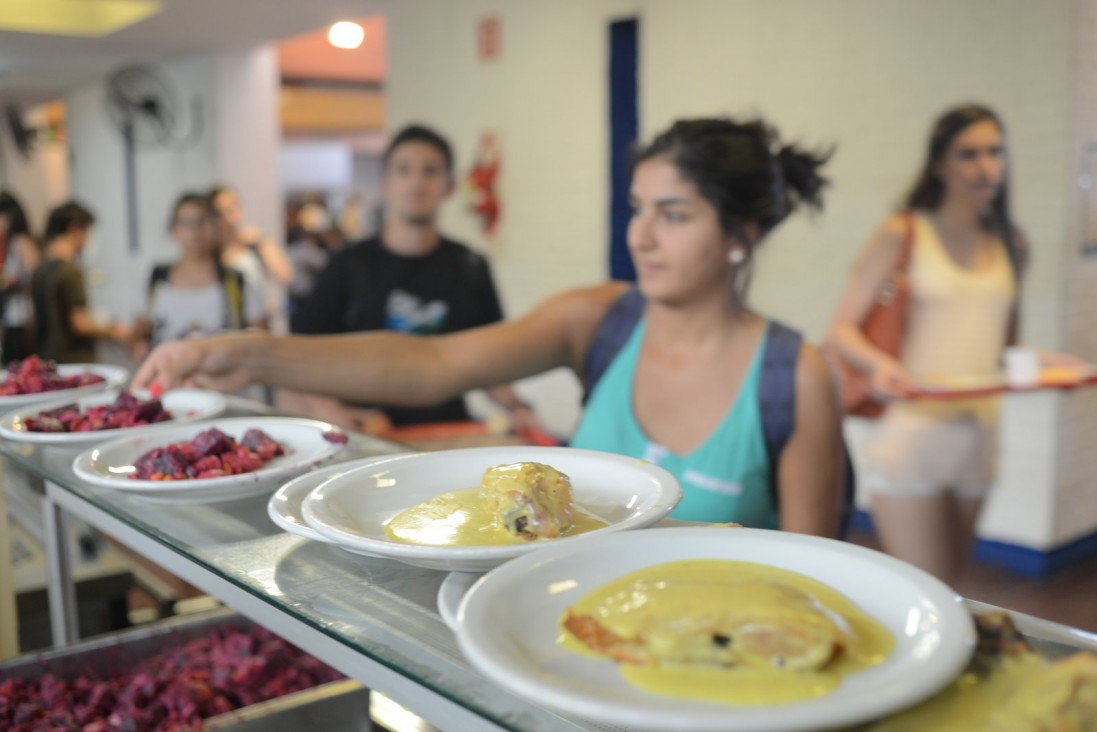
[300, 446, 683, 572]
[72, 417, 348, 503]
[0, 363, 127, 409]
[455, 527, 975, 732]
[268, 454, 413, 552]
[0, 388, 226, 444]
[437, 571, 481, 631]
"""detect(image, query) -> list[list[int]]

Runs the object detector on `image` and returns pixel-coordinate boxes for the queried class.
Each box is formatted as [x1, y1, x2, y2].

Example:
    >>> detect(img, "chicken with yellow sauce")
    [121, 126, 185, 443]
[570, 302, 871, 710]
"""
[385, 461, 607, 547]
[562, 559, 894, 706]
[482, 461, 575, 539]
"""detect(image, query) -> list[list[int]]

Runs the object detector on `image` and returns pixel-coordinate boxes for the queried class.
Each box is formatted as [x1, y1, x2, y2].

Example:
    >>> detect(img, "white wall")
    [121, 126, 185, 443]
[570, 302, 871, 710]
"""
[642, 0, 1071, 348]
[387, 0, 1093, 549]
[65, 47, 282, 327]
[280, 141, 354, 191]
[214, 47, 284, 248]
[66, 53, 220, 322]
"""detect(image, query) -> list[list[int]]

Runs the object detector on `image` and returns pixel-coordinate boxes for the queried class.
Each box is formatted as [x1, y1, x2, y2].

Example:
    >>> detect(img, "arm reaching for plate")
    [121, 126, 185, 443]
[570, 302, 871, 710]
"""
[133, 286, 614, 409]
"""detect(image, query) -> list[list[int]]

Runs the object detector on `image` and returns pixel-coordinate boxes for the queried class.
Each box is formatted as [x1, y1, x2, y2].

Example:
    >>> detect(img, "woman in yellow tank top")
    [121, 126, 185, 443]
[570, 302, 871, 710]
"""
[828, 105, 1050, 584]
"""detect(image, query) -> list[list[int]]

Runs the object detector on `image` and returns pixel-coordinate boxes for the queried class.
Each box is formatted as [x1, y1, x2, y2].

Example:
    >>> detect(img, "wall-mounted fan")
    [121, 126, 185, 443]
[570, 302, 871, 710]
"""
[104, 63, 203, 252]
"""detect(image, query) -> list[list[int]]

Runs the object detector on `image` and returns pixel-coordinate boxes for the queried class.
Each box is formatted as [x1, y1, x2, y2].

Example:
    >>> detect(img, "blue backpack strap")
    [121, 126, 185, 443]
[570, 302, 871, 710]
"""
[582, 286, 645, 403]
[757, 320, 802, 508]
[758, 320, 856, 537]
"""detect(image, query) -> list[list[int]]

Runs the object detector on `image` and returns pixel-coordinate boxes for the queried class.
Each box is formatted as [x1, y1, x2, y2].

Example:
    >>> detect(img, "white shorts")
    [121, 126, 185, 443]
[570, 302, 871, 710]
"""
[857, 405, 998, 500]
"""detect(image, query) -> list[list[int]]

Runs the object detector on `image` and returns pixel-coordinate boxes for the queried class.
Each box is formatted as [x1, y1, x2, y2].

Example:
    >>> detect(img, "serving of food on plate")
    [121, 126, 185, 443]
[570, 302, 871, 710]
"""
[857, 612, 1097, 730]
[384, 461, 609, 547]
[129, 426, 285, 480]
[562, 558, 894, 707]
[453, 527, 973, 731]
[71, 417, 348, 503]
[0, 357, 127, 408]
[0, 388, 227, 445]
[298, 446, 682, 571]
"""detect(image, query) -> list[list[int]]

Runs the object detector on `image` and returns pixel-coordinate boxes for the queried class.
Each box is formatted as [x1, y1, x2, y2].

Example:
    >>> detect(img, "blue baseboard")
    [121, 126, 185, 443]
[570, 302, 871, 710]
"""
[850, 509, 1097, 577]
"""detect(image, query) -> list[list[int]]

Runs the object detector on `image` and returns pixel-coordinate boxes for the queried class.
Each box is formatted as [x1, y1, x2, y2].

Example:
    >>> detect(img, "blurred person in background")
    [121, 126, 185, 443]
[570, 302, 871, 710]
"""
[283, 124, 540, 435]
[286, 202, 344, 317]
[209, 185, 293, 334]
[827, 104, 1083, 583]
[31, 201, 131, 363]
[0, 191, 39, 363]
[133, 193, 265, 360]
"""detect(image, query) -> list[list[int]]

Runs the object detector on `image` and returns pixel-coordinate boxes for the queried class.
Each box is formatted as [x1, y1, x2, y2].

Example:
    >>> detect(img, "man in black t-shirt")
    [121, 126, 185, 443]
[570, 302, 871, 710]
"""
[284, 125, 535, 430]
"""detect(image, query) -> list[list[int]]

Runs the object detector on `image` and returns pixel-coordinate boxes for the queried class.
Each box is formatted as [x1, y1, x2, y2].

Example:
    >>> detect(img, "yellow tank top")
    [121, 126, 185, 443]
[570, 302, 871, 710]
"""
[897, 213, 1016, 418]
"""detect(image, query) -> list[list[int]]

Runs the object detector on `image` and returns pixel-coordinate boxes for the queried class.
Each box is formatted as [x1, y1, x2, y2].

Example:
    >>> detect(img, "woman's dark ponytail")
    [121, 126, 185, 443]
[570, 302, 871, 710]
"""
[634, 117, 833, 239]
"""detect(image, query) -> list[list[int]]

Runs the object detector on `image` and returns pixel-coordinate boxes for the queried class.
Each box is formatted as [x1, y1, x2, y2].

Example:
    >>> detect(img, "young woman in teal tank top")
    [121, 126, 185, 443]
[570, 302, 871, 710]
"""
[572, 320, 778, 527]
[136, 117, 846, 536]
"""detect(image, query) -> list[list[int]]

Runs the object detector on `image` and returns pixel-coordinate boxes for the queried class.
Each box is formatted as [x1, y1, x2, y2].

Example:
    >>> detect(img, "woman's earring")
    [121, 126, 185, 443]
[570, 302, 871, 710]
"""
[728, 248, 745, 265]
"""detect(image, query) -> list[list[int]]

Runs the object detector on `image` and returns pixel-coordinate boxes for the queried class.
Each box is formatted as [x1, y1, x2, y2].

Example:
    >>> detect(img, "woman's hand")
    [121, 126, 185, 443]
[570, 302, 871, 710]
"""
[870, 358, 914, 401]
[133, 333, 262, 393]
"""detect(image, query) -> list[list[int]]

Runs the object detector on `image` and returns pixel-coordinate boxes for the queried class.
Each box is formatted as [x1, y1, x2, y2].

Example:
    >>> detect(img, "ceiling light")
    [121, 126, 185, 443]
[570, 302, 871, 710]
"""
[328, 21, 364, 50]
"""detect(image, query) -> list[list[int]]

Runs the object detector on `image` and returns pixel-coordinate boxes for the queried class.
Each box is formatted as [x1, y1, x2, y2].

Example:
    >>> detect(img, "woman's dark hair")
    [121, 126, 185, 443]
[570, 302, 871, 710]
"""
[905, 104, 1019, 270]
[169, 192, 213, 230]
[44, 201, 94, 242]
[0, 190, 32, 240]
[633, 117, 832, 241]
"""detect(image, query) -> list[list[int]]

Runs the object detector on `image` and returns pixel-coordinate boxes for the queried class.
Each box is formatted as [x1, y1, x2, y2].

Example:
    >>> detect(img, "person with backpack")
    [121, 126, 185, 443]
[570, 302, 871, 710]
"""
[135, 117, 845, 536]
[133, 193, 264, 360]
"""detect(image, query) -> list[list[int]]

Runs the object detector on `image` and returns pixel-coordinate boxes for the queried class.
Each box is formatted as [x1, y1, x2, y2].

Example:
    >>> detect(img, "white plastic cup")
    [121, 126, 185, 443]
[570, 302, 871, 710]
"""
[1004, 346, 1040, 387]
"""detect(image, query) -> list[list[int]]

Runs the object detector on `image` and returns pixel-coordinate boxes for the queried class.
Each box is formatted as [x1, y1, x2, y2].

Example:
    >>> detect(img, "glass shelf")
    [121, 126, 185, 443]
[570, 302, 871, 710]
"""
[0, 398, 591, 732]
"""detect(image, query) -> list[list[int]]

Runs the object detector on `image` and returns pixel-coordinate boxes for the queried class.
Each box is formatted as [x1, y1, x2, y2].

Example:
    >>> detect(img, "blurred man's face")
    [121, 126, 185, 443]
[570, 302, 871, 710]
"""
[71, 224, 91, 250]
[382, 141, 453, 226]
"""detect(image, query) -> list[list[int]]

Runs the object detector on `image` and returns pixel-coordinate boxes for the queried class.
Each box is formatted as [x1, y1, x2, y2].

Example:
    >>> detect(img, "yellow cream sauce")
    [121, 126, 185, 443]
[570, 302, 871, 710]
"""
[384, 487, 609, 546]
[561, 559, 894, 706]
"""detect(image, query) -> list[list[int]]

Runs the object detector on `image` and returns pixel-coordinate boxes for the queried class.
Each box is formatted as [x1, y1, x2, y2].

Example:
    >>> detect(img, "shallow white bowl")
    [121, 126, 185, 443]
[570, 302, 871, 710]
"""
[268, 453, 412, 554]
[0, 388, 226, 445]
[300, 446, 682, 572]
[454, 527, 975, 732]
[0, 363, 127, 409]
[72, 417, 348, 503]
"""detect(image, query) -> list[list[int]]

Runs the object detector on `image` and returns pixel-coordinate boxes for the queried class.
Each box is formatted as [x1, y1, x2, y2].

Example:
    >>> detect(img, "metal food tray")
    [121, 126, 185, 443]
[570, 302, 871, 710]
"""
[963, 598, 1097, 659]
[0, 607, 370, 731]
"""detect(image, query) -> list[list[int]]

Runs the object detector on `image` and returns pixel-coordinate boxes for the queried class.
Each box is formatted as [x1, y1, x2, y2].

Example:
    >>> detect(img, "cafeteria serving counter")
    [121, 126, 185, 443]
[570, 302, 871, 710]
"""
[2, 396, 1095, 731]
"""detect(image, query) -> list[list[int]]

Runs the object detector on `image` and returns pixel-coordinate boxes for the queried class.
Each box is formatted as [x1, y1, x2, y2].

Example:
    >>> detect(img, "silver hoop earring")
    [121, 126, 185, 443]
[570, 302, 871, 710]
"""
[728, 248, 745, 265]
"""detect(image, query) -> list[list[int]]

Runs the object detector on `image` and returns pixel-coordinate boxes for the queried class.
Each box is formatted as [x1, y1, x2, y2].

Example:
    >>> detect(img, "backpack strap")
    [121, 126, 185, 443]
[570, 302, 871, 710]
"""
[757, 320, 802, 508]
[218, 263, 246, 329]
[757, 321, 857, 537]
[146, 264, 172, 310]
[582, 286, 645, 402]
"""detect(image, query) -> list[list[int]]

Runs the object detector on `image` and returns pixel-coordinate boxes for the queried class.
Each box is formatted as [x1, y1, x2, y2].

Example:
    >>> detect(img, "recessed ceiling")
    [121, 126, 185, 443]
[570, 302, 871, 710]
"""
[0, 0, 385, 102]
[0, 0, 162, 37]
[279, 16, 385, 84]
